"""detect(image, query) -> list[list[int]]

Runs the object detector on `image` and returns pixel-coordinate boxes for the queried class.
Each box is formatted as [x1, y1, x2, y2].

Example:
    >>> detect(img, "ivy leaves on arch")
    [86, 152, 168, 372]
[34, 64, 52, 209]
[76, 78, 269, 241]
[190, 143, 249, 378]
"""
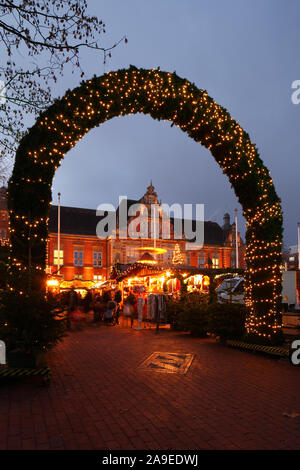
[8, 66, 283, 343]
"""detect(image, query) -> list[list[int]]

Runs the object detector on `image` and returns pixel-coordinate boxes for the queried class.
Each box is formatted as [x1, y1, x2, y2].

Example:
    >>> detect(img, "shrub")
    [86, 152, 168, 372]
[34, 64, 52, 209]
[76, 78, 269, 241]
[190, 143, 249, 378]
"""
[208, 302, 247, 341]
[167, 293, 248, 341]
[165, 297, 184, 330]
[0, 289, 66, 354]
[167, 292, 210, 336]
[177, 302, 210, 337]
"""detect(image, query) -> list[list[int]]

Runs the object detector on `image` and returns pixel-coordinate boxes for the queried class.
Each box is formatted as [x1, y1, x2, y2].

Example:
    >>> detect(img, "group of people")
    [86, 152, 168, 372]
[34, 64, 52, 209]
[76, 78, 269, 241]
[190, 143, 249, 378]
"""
[123, 289, 138, 327]
[49, 287, 122, 327]
[93, 288, 140, 327]
[122, 289, 168, 327]
[49, 285, 168, 329]
[92, 289, 122, 324]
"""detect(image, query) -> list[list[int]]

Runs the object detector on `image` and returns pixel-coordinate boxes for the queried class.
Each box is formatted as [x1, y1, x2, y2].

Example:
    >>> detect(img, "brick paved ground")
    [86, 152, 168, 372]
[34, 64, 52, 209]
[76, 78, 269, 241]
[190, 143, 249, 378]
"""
[0, 319, 300, 450]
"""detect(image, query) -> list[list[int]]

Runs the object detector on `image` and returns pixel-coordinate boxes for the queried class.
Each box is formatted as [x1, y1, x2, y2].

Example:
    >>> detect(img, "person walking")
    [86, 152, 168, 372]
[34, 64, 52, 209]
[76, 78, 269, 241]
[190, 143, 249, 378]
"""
[93, 294, 102, 322]
[125, 290, 136, 328]
[67, 287, 78, 330]
[83, 290, 93, 314]
[104, 298, 117, 324]
[135, 293, 145, 330]
[102, 290, 112, 304]
[114, 289, 122, 325]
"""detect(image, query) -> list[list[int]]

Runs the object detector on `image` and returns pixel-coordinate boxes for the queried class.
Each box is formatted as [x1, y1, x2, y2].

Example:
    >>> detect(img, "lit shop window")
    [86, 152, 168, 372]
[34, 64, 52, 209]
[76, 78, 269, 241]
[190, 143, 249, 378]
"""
[74, 274, 83, 280]
[54, 249, 64, 266]
[93, 251, 102, 267]
[212, 253, 219, 269]
[74, 249, 84, 266]
[93, 275, 103, 281]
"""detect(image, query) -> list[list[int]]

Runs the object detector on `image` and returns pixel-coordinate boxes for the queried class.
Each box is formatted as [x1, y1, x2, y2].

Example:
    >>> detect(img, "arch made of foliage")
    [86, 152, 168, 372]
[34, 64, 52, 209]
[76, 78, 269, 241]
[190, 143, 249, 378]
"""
[8, 66, 283, 343]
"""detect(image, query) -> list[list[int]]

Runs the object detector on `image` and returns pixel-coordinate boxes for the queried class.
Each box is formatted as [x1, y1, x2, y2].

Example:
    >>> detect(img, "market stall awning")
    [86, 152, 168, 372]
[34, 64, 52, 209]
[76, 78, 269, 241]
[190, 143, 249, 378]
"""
[110, 262, 245, 283]
[60, 279, 95, 289]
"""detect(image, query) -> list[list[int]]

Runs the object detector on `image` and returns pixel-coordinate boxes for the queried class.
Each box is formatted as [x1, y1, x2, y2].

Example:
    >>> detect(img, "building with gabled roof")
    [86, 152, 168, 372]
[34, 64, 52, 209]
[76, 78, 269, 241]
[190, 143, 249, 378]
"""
[0, 183, 246, 286]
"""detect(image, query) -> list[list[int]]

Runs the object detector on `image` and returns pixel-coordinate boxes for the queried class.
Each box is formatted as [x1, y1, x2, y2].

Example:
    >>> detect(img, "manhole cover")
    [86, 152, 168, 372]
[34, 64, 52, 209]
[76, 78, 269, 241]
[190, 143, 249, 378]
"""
[138, 352, 195, 374]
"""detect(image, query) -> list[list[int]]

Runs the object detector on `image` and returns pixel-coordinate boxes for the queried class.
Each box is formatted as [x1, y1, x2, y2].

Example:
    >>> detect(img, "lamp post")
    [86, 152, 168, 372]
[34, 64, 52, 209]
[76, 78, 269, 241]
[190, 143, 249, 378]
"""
[298, 222, 300, 270]
[153, 203, 158, 260]
[28, 209, 32, 292]
[295, 222, 300, 311]
[57, 192, 61, 273]
[235, 208, 239, 269]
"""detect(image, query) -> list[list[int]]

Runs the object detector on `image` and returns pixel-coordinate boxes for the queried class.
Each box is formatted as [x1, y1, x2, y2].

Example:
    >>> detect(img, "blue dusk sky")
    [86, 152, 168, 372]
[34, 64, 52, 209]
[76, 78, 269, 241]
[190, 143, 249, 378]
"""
[33, 1, 299, 247]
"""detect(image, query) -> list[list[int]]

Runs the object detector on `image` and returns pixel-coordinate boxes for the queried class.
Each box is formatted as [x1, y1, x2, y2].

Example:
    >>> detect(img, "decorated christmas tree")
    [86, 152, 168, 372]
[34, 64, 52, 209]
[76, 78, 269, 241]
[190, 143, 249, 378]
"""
[172, 243, 184, 265]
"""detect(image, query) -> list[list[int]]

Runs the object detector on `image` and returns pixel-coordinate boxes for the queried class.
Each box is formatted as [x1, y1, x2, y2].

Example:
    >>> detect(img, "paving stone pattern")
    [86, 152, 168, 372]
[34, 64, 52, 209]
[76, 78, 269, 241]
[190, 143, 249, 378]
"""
[0, 323, 299, 450]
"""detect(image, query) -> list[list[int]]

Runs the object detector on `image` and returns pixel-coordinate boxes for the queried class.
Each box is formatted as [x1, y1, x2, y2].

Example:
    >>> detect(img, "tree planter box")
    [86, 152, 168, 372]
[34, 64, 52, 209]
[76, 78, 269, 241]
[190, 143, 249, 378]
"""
[7, 350, 47, 368]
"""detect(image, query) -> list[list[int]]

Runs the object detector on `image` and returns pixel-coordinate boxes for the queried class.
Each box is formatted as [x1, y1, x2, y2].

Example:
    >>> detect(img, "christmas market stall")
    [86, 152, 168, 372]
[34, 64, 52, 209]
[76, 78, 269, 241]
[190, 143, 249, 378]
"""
[110, 260, 174, 325]
[111, 261, 245, 304]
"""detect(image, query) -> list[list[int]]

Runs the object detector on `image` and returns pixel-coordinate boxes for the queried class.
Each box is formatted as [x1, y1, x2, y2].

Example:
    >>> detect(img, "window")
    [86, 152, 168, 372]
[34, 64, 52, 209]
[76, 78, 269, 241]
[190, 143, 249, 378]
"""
[126, 246, 138, 262]
[54, 249, 64, 266]
[163, 249, 173, 262]
[74, 273, 83, 280]
[231, 250, 236, 268]
[186, 253, 191, 265]
[234, 280, 244, 294]
[114, 252, 121, 264]
[93, 250, 102, 267]
[212, 253, 219, 269]
[198, 253, 205, 268]
[93, 275, 103, 281]
[216, 278, 240, 293]
[74, 248, 84, 266]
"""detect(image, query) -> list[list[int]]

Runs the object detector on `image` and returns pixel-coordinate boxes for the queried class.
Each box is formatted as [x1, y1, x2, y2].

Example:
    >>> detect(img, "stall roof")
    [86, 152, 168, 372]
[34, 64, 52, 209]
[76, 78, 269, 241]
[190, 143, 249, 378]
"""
[111, 262, 245, 282]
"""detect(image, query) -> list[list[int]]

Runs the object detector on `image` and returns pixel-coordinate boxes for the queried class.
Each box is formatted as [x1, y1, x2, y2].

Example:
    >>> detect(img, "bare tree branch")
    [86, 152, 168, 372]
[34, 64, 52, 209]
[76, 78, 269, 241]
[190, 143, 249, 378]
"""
[0, 0, 127, 164]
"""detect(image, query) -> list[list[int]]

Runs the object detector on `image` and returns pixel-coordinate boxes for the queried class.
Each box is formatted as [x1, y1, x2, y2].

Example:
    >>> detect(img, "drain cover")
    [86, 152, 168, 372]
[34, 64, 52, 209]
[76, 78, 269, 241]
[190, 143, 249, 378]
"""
[138, 352, 194, 374]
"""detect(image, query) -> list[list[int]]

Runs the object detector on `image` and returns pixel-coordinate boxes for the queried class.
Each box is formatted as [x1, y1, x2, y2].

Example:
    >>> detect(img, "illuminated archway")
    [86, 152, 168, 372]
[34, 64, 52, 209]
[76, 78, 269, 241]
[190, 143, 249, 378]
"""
[8, 66, 283, 343]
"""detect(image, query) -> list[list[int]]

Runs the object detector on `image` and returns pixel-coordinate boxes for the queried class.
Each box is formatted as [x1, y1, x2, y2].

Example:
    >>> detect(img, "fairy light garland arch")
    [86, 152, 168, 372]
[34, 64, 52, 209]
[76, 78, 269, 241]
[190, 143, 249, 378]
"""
[8, 66, 283, 344]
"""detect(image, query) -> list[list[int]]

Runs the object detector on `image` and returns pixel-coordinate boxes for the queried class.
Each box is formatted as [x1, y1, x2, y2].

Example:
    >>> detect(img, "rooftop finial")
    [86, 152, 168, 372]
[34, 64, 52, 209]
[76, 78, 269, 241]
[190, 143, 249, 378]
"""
[147, 180, 155, 194]
[140, 180, 158, 204]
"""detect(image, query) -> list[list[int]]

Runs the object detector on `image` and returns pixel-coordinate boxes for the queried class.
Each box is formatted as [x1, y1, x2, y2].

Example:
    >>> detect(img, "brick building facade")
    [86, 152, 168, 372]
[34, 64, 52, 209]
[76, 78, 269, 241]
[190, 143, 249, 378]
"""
[0, 184, 246, 284]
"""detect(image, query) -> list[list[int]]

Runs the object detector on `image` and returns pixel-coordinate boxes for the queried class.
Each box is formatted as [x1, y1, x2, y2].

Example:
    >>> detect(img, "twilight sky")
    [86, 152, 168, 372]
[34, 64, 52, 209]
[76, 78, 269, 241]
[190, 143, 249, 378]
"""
[47, 0, 299, 247]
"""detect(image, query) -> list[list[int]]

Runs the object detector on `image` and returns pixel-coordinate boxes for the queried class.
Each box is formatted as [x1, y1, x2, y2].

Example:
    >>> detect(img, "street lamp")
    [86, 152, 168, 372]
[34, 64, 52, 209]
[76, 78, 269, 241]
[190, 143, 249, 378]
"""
[235, 208, 239, 269]
[57, 192, 61, 272]
[295, 222, 300, 311]
[298, 222, 300, 270]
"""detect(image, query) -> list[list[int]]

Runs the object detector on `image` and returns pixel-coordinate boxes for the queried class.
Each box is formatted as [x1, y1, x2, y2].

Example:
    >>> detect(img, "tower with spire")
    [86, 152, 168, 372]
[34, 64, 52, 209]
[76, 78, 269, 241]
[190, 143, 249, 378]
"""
[140, 180, 159, 205]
